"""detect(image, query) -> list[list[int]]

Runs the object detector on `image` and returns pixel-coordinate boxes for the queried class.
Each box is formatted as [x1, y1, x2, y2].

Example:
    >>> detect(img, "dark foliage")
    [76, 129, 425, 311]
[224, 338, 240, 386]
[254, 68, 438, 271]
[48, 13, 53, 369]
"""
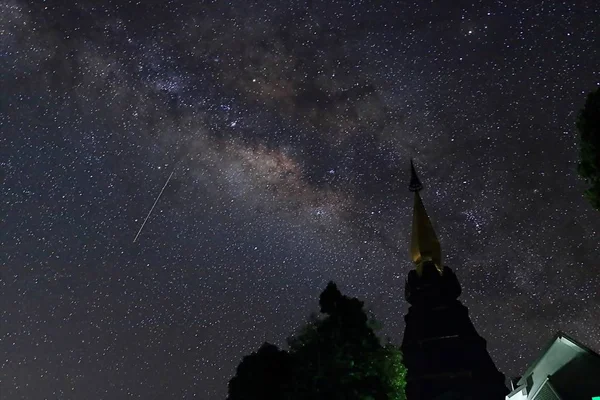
[577, 87, 600, 210]
[226, 282, 406, 400]
[227, 342, 293, 400]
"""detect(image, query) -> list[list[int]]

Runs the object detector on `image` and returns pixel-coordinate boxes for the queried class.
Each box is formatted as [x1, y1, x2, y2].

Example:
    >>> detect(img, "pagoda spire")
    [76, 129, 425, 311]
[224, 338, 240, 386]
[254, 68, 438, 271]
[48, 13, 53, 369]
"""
[402, 160, 508, 399]
[408, 160, 442, 275]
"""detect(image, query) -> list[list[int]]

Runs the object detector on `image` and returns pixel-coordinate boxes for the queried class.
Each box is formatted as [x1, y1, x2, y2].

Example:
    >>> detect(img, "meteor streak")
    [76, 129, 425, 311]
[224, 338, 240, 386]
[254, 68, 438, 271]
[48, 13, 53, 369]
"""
[133, 167, 176, 243]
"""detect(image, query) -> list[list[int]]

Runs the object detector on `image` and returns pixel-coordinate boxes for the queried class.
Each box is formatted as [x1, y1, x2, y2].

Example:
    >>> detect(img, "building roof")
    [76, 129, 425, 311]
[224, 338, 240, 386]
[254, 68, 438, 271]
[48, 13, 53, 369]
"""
[508, 331, 600, 400]
[516, 330, 600, 387]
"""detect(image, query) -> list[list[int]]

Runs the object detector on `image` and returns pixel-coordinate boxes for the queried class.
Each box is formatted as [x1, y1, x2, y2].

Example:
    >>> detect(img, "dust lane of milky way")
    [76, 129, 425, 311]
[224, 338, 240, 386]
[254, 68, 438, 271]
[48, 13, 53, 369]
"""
[1, 1, 599, 399]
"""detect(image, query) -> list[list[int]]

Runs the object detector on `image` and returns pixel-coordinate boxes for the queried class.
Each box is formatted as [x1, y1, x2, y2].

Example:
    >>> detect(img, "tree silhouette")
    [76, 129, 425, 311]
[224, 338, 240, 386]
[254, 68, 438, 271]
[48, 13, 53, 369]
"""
[577, 87, 600, 210]
[227, 342, 293, 400]
[226, 282, 406, 400]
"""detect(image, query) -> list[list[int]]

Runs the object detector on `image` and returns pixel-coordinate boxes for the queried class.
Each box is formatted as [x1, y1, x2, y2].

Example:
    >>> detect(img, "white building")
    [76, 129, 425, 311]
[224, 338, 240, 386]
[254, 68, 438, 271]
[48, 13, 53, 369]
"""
[506, 331, 600, 400]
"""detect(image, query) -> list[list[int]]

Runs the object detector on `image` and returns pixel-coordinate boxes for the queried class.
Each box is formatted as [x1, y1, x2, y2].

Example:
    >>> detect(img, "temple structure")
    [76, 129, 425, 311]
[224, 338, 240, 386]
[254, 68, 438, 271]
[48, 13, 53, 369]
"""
[506, 331, 600, 400]
[401, 160, 509, 400]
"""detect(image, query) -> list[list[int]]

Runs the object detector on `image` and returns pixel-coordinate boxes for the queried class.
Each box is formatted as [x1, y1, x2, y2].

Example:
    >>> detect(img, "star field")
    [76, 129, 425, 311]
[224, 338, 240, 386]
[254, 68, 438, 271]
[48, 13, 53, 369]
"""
[1, 1, 599, 398]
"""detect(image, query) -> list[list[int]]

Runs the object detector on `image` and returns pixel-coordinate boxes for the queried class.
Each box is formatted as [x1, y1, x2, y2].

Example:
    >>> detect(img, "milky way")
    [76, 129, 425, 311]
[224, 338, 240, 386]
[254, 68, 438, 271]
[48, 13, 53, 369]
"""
[1, 1, 599, 398]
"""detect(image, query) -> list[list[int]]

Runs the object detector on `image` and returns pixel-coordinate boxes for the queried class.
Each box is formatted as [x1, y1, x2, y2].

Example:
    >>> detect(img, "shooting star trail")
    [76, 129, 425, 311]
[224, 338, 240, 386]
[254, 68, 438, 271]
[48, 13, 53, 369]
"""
[133, 167, 176, 243]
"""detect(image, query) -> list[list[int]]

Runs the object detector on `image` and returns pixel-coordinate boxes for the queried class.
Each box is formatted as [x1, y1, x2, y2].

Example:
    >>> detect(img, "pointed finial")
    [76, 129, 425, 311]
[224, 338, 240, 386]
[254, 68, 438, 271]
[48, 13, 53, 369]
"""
[409, 159, 423, 192]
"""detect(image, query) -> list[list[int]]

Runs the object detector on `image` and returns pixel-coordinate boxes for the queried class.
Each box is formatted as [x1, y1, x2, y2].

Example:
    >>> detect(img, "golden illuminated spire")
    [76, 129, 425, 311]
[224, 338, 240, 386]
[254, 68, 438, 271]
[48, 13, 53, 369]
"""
[409, 160, 442, 275]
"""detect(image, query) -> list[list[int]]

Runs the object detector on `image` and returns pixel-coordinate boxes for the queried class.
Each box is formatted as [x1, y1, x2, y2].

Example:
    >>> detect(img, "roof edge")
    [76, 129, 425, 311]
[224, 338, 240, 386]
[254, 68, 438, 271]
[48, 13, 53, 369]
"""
[516, 331, 600, 386]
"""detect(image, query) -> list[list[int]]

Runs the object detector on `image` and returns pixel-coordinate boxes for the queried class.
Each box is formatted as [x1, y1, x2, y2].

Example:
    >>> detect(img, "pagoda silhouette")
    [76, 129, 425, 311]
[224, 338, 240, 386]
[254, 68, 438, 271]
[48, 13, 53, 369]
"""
[401, 160, 509, 400]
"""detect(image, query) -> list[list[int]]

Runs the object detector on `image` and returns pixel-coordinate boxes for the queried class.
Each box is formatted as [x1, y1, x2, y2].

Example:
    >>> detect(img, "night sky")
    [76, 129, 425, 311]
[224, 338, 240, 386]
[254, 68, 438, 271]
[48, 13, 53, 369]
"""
[1, 0, 600, 398]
